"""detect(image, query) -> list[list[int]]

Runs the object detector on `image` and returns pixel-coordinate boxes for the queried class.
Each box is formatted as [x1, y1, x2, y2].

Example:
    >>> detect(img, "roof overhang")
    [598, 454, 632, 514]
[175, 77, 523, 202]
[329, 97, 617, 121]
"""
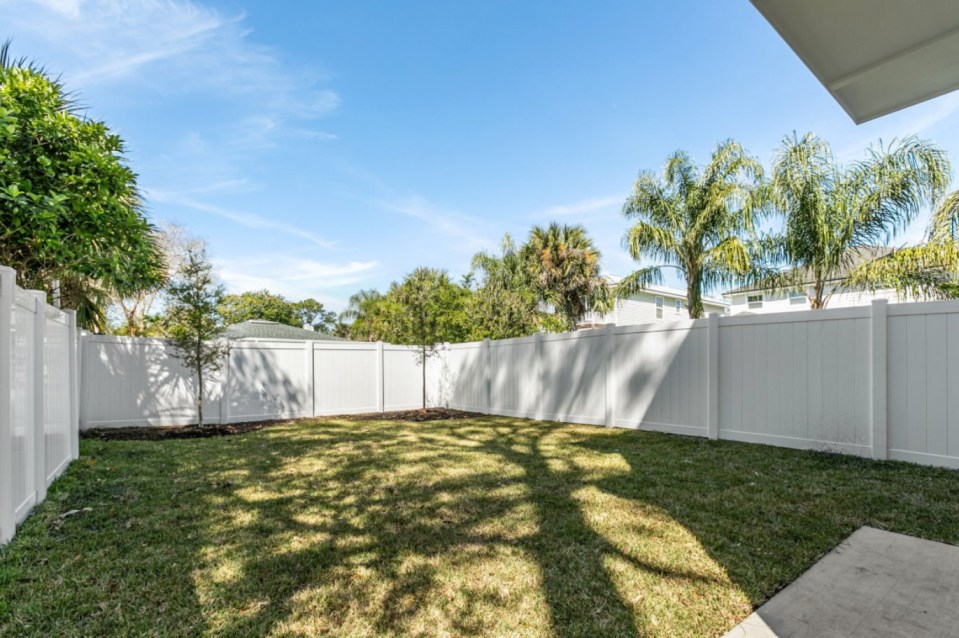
[751, 0, 959, 123]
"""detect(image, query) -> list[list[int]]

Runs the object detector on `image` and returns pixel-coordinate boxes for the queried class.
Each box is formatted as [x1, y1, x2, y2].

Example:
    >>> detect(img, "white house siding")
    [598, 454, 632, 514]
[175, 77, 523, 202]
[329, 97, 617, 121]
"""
[726, 286, 909, 315]
[584, 290, 727, 326]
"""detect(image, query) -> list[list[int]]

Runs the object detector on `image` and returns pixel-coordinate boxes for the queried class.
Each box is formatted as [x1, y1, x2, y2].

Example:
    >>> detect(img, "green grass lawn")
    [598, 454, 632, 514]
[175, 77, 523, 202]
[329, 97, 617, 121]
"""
[2, 416, 958, 637]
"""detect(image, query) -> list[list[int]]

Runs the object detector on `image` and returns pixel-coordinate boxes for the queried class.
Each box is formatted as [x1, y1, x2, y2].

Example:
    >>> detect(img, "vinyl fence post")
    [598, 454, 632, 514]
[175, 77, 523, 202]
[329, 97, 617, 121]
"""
[65, 310, 79, 460]
[0, 267, 17, 543]
[870, 299, 889, 460]
[534, 332, 545, 421]
[483, 338, 491, 415]
[376, 341, 385, 413]
[31, 291, 47, 503]
[707, 312, 720, 440]
[305, 340, 314, 418]
[222, 345, 231, 425]
[604, 323, 616, 428]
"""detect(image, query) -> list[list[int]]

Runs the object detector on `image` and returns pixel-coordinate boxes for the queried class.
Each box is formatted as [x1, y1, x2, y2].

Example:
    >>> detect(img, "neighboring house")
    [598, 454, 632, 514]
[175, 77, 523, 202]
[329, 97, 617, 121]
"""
[723, 247, 909, 315]
[578, 277, 728, 328]
[222, 320, 348, 342]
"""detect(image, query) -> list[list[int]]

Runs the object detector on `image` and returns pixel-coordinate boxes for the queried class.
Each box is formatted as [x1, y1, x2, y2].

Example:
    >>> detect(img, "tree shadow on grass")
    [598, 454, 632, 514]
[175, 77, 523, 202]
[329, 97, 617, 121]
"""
[572, 427, 959, 609]
[187, 418, 662, 637]
[0, 444, 212, 637]
[13, 416, 957, 637]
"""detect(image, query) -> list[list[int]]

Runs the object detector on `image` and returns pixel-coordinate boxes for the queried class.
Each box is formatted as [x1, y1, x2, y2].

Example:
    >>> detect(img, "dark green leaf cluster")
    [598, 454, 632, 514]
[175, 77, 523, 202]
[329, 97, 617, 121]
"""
[0, 42, 164, 329]
[218, 290, 337, 333]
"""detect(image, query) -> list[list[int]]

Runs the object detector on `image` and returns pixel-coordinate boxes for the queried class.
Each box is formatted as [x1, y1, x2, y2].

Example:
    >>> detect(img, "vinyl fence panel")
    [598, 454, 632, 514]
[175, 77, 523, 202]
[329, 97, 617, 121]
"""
[11, 288, 37, 524]
[886, 302, 959, 467]
[72, 297, 959, 472]
[1, 265, 79, 545]
[442, 342, 487, 412]
[383, 345, 422, 411]
[489, 336, 539, 417]
[614, 321, 709, 436]
[313, 342, 380, 415]
[226, 341, 309, 422]
[718, 309, 872, 456]
[43, 308, 73, 485]
[80, 336, 216, 428]
[540, 331, 606, 425]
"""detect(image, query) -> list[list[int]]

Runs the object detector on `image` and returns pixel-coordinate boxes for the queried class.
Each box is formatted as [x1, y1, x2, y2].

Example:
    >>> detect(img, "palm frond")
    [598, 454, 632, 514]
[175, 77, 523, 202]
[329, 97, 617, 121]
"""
[614, 267, 665, 299]
[929, 190, 959, 242]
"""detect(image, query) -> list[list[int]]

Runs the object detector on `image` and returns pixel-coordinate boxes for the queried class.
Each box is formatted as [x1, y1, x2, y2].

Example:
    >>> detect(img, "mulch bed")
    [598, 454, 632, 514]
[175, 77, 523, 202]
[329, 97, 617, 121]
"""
[81, 408, 481, 441]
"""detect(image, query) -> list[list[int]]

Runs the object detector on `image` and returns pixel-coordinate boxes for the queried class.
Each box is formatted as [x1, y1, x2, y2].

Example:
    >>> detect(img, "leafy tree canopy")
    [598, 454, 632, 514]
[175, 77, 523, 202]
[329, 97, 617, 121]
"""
[763, 132, 950, 308]
[0, 41, 163, 327]
[339, 271, 470, 344]
[849, 190, 959, 300]
[619, 139, 765, 318]
[521, 223, 610, 329]
[467, 233, 546, 339]
[218, 290, 337, 334]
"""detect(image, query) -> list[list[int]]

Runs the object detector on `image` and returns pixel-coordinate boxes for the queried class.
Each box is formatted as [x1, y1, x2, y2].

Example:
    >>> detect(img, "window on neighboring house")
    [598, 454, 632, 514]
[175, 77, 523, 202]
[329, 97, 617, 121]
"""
[674, 299, 682, 315]
[747, 294, 763, 310]
[789, 290, 806, 305]
[655, 296, 664, 319]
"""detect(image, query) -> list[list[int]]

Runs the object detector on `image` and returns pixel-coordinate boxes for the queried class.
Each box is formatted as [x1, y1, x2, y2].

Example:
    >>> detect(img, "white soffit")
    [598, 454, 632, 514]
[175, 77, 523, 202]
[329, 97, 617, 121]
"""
[751, 0, 959, 123]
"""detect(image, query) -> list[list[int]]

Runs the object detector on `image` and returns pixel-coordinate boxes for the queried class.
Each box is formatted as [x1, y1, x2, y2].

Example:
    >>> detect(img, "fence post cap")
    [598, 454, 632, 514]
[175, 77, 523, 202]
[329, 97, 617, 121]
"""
[871, 298, 889, 306]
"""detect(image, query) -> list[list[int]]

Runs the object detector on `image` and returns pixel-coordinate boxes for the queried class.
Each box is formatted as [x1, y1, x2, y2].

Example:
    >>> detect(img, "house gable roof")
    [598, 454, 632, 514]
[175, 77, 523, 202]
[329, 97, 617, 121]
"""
[222, 320, 348, 342]
[723, 246, 896, 296]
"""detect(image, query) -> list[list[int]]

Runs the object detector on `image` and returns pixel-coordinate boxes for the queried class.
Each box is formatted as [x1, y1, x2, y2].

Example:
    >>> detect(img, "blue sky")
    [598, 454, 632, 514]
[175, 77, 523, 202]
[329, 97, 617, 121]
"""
[5, 0, 959, 311]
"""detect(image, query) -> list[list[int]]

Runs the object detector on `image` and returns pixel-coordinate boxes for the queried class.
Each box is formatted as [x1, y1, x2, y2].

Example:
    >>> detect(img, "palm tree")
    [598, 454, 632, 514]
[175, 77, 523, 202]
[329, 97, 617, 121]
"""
[521, 223, 609, 330]
[619, 140, 765, 318]
[468, 234, 543, 338]
[849, 190, 959, 299]
[339, 289, 396, 342]
[766, 133, 950, 308]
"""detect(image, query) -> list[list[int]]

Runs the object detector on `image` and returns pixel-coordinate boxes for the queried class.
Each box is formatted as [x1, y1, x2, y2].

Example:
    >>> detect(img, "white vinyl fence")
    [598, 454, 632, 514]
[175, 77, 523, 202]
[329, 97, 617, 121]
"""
[0, 267, 79, 544]
[80, 338, 434, 428]
[78, 298, 959, 472]
[439, 299, 959, 470]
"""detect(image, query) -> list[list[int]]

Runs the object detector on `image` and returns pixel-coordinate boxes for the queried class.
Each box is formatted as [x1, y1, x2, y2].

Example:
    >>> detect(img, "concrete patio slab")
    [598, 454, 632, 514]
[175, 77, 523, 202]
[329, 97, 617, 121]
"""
[722, 526, 959, 638]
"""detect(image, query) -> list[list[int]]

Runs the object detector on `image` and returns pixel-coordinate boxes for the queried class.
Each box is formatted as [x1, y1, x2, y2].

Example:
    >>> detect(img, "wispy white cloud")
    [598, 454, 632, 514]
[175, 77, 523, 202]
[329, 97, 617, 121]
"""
[2, 0, 340, 129]
[378, 196, 495, 253]
[536, 195, 623, 218]
[146, 188, 336, 249]
[214, 256, 379, 309]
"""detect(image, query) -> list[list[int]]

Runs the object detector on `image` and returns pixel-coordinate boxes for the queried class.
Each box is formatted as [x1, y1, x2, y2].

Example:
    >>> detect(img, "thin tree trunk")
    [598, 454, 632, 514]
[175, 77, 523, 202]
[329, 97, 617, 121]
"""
[421, 344, 427, 411]
[811, 279, 825, 309]
[687, 270, 704, 319]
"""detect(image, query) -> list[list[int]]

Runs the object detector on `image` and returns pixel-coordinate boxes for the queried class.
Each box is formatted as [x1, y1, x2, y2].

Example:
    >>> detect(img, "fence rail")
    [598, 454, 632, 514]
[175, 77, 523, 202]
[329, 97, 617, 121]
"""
[0, 267, 79, 544]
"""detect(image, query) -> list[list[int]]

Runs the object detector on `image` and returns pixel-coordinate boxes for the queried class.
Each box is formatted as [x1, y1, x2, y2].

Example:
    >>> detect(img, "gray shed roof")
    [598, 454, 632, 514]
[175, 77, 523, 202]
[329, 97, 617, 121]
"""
[222, 320, 348, 342]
